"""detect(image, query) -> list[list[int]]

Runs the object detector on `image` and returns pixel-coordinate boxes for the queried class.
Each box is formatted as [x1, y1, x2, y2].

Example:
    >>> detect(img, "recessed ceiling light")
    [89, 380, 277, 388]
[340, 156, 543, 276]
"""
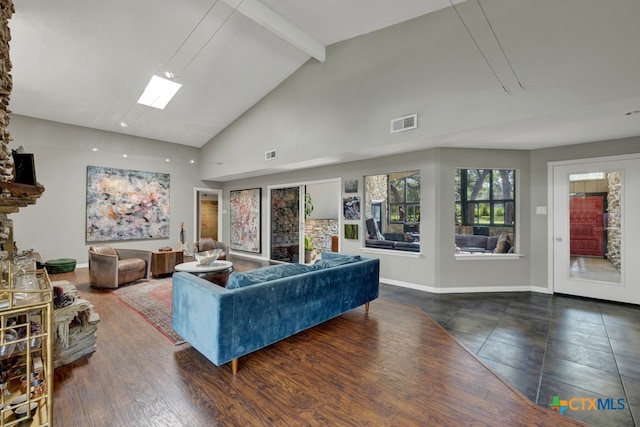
[165, 158, 170, 162]
[137, 75, 182, 110]
[119, 121, 129, 128]
[163, 71, 175, 79]
[190, 159, 195, 164]
[91, 147, 98, 152]
[122, 154, 128, 158]
[625, 110, 640, 116]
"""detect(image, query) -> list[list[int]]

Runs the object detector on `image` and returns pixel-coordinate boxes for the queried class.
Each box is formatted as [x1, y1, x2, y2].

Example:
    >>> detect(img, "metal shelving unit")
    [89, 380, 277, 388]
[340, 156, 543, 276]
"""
[0, 268, 53, 426]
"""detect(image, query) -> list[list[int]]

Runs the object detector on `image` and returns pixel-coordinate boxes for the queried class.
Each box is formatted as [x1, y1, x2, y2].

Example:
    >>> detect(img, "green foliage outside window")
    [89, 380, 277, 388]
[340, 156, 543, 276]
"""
[456, 169, 515, 226]
[389, 173, 420, 224]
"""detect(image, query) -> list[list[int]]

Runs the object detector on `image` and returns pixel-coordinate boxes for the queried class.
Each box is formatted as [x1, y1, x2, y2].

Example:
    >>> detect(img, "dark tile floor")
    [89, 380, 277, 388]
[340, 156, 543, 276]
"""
[379, 284, 640, 426]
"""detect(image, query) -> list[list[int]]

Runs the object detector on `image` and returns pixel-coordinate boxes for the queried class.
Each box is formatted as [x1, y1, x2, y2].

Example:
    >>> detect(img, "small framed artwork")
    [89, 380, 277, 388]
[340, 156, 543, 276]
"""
[344, 224, 359, 240]
[344, 179, 358, 193]
[343, 196, 361, 220]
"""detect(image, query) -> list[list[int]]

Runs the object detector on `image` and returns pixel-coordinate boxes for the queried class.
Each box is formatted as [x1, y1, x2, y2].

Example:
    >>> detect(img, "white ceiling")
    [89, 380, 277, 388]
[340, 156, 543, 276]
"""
[7, 0, 640, 153]
[7, 0, 455, 148]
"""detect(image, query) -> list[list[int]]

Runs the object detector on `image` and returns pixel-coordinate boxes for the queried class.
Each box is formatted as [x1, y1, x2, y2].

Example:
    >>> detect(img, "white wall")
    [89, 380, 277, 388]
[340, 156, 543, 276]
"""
[221, 148, 506, 290]
[437, 148, 531, 288]
[8, 115, 212, 265]
[8, 0, 640, 291]
[306, 182, 338, 220]
[8, 117, 639, 292]
[200, 0, 640, 182]
[220, 140, 640, 292]
[191, 0, 640, 292]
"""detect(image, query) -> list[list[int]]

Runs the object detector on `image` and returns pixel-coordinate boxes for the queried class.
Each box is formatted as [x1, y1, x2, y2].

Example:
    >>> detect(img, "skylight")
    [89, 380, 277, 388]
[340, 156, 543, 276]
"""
[137, 75, 182, 109]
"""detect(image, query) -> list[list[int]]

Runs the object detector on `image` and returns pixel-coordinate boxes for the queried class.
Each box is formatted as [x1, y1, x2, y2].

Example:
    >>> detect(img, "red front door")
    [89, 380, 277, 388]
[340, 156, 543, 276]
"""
[570, 195, 605, 257]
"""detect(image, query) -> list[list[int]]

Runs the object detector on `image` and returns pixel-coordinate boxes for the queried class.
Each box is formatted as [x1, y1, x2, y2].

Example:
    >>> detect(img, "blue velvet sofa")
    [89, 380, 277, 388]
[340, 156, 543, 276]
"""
[172, 253, 380, 374]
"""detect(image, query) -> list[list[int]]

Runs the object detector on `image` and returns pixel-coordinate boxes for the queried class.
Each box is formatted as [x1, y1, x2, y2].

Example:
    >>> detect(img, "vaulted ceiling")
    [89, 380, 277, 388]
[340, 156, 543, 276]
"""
[7, 0, 640, 151]
[8, 0, 459, 147]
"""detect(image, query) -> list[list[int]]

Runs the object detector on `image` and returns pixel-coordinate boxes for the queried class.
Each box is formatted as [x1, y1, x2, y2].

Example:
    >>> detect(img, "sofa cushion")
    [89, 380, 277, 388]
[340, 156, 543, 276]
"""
[365, 240, 395, 250]
[455, 234, 488, 249]
[312, 255, 361, 270]
[227, 263, 314, 289]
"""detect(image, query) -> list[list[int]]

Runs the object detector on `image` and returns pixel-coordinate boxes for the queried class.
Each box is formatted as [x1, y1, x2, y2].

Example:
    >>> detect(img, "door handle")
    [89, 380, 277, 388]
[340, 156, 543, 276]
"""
[555, 237, 562, 242]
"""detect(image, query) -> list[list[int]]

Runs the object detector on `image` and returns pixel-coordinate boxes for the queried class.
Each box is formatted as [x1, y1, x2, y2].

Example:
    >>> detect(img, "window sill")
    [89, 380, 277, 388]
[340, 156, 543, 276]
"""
[455, 253, 523, 261]
[361, 247, 422, 258]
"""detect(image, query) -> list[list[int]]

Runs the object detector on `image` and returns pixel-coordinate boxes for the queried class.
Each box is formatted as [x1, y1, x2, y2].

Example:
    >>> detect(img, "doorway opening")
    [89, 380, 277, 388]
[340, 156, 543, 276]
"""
[193, 188, 223, 252]
[550, 155, 640, 304]
[568, 173, 620, 283]
[268, 179, 341, 264]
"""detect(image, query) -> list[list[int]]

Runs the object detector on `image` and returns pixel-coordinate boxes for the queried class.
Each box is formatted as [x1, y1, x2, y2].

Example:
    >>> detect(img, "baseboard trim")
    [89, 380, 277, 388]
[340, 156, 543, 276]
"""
[228, 251, 270, 263]
[381, 277, 552, 295]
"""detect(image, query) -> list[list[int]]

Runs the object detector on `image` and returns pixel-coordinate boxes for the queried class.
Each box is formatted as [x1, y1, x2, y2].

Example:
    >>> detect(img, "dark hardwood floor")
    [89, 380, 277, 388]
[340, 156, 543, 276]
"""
[49, 258, 584, 426]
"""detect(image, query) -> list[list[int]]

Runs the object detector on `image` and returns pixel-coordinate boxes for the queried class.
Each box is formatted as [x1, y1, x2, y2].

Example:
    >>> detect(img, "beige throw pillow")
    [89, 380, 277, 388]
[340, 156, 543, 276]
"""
[494, 233, 513, 253]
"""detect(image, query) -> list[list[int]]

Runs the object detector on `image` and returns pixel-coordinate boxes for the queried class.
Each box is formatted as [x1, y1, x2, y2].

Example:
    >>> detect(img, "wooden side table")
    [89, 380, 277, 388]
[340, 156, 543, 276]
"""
[151, 250, 184, 277]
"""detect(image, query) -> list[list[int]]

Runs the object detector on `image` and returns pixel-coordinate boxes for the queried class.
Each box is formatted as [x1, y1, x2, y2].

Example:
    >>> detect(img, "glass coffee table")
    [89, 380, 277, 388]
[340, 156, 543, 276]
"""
[174, 260, 234, 286]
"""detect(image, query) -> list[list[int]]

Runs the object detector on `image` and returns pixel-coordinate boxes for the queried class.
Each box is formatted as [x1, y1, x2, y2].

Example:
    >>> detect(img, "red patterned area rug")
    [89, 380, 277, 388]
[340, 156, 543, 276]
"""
[111, 277, 185, 345]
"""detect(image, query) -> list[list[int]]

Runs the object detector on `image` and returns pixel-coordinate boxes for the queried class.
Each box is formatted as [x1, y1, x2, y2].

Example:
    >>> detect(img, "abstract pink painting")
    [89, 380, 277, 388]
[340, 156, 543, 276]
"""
[230, 188, 261, 253]
[86, 166, 170, 242]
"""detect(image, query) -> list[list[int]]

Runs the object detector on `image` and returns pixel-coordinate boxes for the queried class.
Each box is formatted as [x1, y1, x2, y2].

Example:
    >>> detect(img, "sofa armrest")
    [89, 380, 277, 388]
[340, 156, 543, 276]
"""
[172, 272, 233, 365]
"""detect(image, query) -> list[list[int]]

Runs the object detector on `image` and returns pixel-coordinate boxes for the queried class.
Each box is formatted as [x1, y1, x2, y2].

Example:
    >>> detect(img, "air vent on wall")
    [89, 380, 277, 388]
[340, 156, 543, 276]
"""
[265, 149, 277, 160]
[390, 114, 418, 133]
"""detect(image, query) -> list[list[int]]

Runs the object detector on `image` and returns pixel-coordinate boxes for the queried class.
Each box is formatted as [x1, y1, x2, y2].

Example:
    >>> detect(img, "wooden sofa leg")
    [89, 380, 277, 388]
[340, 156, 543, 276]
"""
[365, 302, 370, 313]
[231, 358, 238, 375]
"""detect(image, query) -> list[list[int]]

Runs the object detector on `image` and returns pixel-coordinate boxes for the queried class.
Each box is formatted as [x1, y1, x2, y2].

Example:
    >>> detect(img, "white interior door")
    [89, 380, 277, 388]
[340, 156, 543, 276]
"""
[552, 155, 640, 304]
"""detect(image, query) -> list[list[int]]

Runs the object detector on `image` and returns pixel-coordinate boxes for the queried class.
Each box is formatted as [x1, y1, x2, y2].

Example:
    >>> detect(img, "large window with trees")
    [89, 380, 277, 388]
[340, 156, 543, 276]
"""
[455, 169, 516, 254]
[456, 169, 514, 226]
[364, 170, 420, 253]
[389, 174, 420, 223]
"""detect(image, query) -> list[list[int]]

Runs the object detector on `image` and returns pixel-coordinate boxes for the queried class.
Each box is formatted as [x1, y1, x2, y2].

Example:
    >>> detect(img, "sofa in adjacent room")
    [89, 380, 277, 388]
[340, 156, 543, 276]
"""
[454, 233, 513, 253]
[172, 252, 380, 374]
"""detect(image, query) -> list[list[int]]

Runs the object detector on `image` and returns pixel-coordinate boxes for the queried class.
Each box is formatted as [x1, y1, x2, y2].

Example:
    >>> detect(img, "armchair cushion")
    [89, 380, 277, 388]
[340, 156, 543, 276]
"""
[89, 245, 151, 288]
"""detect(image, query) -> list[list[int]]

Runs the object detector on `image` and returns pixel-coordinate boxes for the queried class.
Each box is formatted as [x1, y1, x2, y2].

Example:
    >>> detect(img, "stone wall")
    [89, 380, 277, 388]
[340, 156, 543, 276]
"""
[0, 1, 15, 244]
[271, 188, 300, 262]
[305, 219, 339, 254]
[606, 172, 621, 270]
[0, 0, 14, 182]
[364, 175, 387, 220]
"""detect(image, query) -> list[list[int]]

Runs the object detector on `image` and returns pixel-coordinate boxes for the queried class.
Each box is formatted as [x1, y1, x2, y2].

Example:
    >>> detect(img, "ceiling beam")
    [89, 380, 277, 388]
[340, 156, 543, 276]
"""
[222, 0, 326, 62]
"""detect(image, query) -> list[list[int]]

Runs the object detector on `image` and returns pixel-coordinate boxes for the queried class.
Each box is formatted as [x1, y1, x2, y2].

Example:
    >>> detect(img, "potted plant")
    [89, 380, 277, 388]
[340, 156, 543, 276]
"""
[304, 192, 315, 263]
[304, 236, 315, 264]
[304, 192, 314, 220]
